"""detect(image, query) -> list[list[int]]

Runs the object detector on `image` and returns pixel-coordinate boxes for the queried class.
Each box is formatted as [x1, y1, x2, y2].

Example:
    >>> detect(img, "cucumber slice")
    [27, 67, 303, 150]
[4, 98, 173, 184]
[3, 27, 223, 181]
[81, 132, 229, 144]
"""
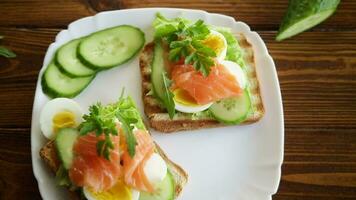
[139, 171, 175, 200]
[55, 38, 96, 77]
[209, 89, 251, 124]
[276, 0, 340, 41]
[151, 41, 166, 101]
[78, 25, 145, 69]
[41, 61, 95, 98]
[55, 128, 78, 169]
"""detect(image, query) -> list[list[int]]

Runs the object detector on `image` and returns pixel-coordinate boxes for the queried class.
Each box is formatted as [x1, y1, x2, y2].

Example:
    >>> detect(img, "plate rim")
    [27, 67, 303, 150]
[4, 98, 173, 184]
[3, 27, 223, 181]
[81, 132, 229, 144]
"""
[31, 7, 284, 200]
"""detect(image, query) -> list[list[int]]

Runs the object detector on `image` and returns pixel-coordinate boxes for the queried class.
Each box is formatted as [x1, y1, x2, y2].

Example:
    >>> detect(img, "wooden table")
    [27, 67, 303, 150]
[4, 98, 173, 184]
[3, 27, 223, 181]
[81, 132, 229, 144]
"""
[0, 0, 355, 199]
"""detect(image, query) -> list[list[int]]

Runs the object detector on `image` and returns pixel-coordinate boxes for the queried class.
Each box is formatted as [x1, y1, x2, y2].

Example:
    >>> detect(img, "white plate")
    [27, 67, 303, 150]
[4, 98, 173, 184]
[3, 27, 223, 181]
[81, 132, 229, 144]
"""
[31, 8, 284, 200]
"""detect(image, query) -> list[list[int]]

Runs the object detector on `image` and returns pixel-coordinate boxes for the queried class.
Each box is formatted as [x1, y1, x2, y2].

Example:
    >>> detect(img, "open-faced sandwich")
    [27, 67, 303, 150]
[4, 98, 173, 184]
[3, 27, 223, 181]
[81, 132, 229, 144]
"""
[140, 13, 264, 133]
[39, 94, 187, 200]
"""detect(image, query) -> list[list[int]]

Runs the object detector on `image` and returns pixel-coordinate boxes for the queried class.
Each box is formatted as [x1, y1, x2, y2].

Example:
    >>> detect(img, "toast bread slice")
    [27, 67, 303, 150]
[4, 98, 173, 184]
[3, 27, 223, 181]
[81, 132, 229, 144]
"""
[140, 33, 264, 133]
[39, 141, 188, 200]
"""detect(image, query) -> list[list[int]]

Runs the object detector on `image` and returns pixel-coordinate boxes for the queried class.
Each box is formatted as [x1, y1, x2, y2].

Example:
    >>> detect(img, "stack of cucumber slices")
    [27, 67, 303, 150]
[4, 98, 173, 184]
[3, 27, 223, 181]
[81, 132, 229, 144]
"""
[42, 25, 145, 98]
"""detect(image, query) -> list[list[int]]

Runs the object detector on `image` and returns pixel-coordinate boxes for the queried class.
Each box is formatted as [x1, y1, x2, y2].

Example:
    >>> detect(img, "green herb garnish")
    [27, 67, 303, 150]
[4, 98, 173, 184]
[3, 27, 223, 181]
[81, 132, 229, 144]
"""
[162, 72, 175, 119]
[153, 13, 216, 76]
[0, 35, 16, 58]
[79, 92, 144, 159]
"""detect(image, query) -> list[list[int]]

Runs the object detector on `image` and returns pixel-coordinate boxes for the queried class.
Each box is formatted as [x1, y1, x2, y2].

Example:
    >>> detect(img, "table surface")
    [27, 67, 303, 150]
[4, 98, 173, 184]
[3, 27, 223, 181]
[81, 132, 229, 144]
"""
[0, 0, 355, 199]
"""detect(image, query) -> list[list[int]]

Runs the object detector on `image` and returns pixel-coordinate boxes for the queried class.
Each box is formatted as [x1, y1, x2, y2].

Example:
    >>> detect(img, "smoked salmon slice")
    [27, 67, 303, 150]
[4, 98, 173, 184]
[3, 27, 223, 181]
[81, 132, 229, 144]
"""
[171, 64, 242, 105]
[122, 129, 155, 193]
[69, 133, 122, 192]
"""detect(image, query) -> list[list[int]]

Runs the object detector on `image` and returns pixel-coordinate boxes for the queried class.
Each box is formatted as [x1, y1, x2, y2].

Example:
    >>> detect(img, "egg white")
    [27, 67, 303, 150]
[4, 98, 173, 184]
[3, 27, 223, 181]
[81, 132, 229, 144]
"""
[144, 153, 167, 185]
[207, 30, 227, 62]
[220, 60, 247, 89]
[39, 98, 83, 139]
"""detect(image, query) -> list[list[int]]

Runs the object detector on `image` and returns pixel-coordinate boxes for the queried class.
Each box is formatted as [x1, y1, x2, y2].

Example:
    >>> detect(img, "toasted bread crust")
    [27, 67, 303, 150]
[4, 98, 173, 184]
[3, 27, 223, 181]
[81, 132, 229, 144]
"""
[140, 33, 264, 133]
[39, 140, 188, 199]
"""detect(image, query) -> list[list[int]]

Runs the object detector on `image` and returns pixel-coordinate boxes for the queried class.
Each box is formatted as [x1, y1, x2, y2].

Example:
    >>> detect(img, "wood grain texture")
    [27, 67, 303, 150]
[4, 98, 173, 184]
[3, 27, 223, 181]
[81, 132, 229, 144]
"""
[0, 28, 58, 128]
[0, 128, 42, 199]
[0, 0, 95, 28]
[119, 0, 356, 31]
[0, 0, 355, 31]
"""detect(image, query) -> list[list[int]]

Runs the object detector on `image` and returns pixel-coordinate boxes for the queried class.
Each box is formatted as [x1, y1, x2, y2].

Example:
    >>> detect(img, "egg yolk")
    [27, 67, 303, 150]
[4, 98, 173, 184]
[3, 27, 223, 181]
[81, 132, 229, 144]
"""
[173, 88, 199, 106]
[87, 181, 132, 200]
[203, 34, 225, 55]
[52, 111, 76, 133]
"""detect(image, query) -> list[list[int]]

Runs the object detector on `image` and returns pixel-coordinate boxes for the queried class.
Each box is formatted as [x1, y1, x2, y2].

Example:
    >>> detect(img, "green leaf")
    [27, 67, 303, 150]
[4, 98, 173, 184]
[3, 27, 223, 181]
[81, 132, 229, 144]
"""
[161, 72, 175, 119]
[55, 165, 71, 187]
[184, 52, 196, 64]
[0, 35, 4, 40]
[168, 47, 181, 61]
[79, 121, 96, 135]
[170, 39, 190, 48]
[154, 13, 216, 76]
[116, 112, 137, 157]
[77, 94, 145, 160]
[214, 27, 246, 67]
[0, 46, 16, 58]
[152, 13, 188, 38]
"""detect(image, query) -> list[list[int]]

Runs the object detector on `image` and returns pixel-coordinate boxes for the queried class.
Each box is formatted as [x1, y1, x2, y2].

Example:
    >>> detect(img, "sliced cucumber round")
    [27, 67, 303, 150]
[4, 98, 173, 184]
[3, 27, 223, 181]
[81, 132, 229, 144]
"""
[139, 171, 175, 200]
[42, 61, 95, 98]
[276, 0, 340, 41]
[209, 89, 251, 124]
[78, 25, 145, 69]
[151, 41, 166, 101]
[55, 38, 96, 77]
[55, 128, 78, 169]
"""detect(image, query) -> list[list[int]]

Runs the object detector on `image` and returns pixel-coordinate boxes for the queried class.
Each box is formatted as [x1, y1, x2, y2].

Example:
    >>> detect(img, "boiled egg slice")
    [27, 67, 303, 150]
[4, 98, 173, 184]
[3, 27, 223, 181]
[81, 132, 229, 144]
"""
[144, 153, 167, 186]
[173, 88, 213, 113]
[220, 60, 247, 89]
[39, 98, 83, 139]
[84, 181, 139, 200]
[203, 30, 227, 62]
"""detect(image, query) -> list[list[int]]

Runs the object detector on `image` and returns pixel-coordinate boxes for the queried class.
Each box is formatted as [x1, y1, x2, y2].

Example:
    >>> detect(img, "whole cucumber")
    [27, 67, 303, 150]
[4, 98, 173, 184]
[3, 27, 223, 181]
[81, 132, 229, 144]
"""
[276, 0, 340, 41]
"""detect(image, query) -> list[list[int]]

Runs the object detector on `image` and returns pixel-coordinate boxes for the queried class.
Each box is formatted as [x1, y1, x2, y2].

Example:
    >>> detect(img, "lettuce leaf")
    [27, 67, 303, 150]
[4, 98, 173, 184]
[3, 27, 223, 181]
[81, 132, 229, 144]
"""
[214, 27, 246, 68]
[152, 13, 190, 39]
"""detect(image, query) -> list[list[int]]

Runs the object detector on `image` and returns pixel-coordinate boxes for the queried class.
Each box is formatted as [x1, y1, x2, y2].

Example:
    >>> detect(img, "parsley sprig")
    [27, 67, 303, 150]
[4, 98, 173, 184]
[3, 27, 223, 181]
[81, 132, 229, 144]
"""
[0, 35, 16, 58]
[79, 92, 145, 159]
[153, 13, 216, 76]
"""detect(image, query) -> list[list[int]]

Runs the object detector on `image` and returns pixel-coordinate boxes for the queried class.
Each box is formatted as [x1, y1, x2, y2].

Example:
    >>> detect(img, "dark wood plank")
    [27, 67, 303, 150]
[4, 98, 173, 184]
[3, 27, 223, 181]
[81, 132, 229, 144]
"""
[1, 0, 355, 31]
[119, 0, 356, 31]
[0, 28, 355, 129]
[0, 128, 42, 200]
[0, 0, 95, 28]
[276, 128, 356, 199]
[0, 28, 58, 128]
[260, 31, 356, 129]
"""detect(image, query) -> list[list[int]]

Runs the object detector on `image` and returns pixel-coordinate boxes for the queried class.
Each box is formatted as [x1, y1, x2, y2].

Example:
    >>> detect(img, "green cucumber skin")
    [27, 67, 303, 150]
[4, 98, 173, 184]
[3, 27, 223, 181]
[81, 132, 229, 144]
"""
[139, 170, 175, 200]
[209, 90, 252, 124]
[55, 128, 79, 170]
[41, 62, 95, 98]
[150, 41, 166, 102]
[55, 38, 96, 78]
[55, 53, 97, 78]
[77, 25, 145, 70]
[277, 0, 340, 41]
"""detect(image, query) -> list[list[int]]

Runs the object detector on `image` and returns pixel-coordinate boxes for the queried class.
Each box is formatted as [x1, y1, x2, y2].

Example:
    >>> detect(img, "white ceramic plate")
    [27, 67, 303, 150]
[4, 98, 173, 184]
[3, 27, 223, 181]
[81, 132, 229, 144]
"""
[31, 8, 284, 200]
